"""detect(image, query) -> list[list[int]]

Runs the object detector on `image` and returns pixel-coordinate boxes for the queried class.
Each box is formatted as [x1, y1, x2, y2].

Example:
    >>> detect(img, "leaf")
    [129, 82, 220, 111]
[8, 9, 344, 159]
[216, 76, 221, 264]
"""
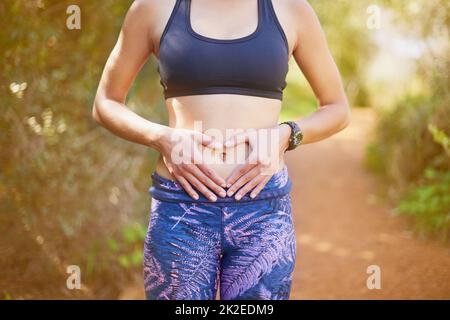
[130, 249, 143, 266]
[118, 255, 130, 268]
[106, 238, 119, 252]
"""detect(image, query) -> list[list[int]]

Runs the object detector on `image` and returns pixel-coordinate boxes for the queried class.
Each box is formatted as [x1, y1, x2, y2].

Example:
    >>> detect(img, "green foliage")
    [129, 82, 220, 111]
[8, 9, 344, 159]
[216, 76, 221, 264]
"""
[0, 0, 163, 299]
[396, 168, 450, 241]
[366, 96, 448, 183]
[365, 0, 449, 242]
[311, 0, 376, 107]
[282, 0, 377, 116]
[396, 125, 450, 241]
[116, 223, 147, 269]
[366, 95, 450, 241]
[428, 124, 450, 157]
[105, 223, 147, 270]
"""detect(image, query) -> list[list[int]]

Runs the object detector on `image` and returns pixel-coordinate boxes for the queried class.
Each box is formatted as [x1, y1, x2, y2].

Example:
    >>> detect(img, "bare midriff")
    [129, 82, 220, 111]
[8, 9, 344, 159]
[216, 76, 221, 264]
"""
[155, 94, 285, 181]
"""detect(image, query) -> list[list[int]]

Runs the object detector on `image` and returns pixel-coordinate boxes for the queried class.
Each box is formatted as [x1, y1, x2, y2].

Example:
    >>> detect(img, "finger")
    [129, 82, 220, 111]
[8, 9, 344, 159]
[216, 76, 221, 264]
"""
[185, 164, 226, 198]
[197, 163, 227, 188]
[249, 175, 272, 199]
[174, 173, 199, 200]
[192, 131, 211, 144]
[225, 150, 260, 185]
[225, 162, 257, 188]
[194, 132, 223, 149]
[183, 171, 218, 202]
[206, 140, 224, 150]
[227, 165, 260, 197]
[224, 132, 249, 148]
[191, 141, 205, 165]
[193, 141, 223, 167]
[235, 174, 265, 201]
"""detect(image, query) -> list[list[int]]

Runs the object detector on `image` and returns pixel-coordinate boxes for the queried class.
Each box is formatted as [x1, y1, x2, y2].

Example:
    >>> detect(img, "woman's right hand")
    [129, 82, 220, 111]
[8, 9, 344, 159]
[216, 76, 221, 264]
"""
[158, 128, 227, 201]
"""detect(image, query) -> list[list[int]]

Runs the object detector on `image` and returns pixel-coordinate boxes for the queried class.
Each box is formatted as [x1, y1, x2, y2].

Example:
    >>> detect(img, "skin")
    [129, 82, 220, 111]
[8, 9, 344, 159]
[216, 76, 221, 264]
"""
[92, 0, 350, 202]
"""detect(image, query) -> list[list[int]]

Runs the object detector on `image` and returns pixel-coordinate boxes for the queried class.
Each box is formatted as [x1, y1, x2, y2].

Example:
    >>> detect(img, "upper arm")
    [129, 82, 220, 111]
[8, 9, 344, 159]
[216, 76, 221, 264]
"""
[291, 0, 348, 107]
[95, 0, 156, 104]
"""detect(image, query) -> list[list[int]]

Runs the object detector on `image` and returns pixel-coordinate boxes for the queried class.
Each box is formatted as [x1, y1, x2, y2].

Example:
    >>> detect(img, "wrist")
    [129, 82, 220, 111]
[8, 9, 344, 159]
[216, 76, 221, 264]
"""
[278, 123, 291, 153]
[279, 120, 303, 151]
[149, 125, 173, 153]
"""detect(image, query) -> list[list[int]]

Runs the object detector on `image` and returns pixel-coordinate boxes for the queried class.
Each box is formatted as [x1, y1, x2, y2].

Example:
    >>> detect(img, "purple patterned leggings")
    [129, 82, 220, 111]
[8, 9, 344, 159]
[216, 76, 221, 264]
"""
[143, 165, 296, 300]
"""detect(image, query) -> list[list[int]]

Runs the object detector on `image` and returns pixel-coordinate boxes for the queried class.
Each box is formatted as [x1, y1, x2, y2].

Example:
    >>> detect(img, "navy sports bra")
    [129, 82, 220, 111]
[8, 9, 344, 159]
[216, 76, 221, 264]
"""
[157, 0, 289, 101]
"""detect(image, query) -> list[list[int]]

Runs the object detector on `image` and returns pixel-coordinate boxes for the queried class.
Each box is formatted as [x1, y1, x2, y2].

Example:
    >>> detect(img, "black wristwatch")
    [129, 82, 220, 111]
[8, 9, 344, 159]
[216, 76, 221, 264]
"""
[279, 121, 303, 151]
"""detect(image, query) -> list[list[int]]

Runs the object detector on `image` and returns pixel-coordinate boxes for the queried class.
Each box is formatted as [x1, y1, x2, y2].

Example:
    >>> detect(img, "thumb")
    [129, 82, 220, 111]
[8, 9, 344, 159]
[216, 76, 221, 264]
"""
[193, 132, 211, 144]
[224, 132, 248, 148]
[194, 132, 222, 149]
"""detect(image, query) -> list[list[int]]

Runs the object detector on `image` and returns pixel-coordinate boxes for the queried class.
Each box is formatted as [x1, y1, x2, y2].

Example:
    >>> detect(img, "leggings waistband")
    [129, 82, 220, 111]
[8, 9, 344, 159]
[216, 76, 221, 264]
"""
[149, 165, 292, 203]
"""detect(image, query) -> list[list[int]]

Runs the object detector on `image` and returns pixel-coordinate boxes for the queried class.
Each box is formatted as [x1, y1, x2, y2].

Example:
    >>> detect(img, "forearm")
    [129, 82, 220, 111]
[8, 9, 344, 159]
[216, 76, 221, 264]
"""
[295, 102, 350, 145]
[92, 98, 170, 152]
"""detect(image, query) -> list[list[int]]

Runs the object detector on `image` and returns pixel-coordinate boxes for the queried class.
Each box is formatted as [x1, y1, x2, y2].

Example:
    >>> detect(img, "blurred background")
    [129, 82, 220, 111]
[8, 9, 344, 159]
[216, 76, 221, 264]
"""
[1, 0, 449, 299]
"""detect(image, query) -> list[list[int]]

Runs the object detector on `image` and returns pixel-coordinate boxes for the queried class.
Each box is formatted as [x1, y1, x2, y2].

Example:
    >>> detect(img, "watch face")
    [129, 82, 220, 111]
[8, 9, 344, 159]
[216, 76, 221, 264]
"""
[282, 121, 303, 150]
[292, 131, 302, 146]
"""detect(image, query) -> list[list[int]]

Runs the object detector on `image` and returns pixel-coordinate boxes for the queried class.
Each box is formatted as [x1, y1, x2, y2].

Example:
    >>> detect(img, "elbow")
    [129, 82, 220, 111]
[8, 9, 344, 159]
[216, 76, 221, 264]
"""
[337, 100, 351, 131]
[338, 99, 351, 130]
[340, 105, 351, 130]
[92, 104, 102, 125]
[92, 98, 104, 125]
[319, 96, 351, 132]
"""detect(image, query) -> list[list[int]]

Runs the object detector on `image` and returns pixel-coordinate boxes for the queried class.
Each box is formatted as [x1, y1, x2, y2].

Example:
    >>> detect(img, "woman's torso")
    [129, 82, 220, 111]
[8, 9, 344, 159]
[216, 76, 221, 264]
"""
[155, 95, 283, 180]
[151, 0, 296, 181]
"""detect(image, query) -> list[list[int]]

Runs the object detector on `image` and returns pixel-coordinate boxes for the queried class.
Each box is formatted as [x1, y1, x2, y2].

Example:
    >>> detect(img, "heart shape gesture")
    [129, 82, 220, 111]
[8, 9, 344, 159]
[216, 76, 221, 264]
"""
[157, 124, 291, 201]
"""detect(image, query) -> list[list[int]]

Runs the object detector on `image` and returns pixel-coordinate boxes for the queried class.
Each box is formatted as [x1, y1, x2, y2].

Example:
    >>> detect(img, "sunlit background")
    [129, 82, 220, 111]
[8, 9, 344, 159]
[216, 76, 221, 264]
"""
[1, 0, 449, 299]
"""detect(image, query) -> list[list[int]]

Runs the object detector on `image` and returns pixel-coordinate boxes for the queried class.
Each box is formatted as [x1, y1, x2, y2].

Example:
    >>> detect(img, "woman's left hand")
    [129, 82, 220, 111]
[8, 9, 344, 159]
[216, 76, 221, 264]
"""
[224, 124, 291, 200]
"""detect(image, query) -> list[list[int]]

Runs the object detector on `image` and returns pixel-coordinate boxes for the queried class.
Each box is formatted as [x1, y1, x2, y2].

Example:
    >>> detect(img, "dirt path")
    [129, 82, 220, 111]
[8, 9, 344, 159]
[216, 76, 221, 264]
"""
[287, 108, 449, 299]
[120, 108, 450, 299]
